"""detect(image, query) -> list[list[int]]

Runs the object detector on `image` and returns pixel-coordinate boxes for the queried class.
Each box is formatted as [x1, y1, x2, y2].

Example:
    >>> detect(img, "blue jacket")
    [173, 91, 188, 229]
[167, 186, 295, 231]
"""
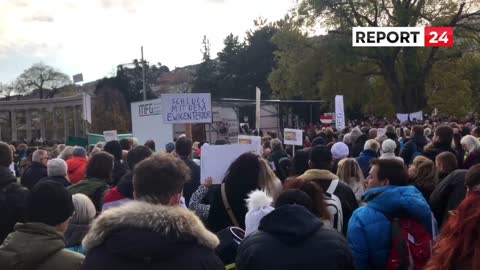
[355, 150, 378, 177]
[347, 186, 438, 270]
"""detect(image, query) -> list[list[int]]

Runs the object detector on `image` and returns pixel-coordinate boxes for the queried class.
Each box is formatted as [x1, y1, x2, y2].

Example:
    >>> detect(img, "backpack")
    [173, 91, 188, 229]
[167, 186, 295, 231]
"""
[385, 217, 433, 270]
[323, 179, 343, 232]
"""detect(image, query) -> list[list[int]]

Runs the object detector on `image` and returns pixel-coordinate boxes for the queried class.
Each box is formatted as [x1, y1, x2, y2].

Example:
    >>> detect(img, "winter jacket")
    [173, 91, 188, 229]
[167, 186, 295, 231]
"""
[189, 185, 211, 223]
[423, 143, 457, 163]
[429, 170, 467, 228]
[207, 185, 249, 233]
[82, 201, 224, 270]
[356, 150, 378, 177]
[352, 134, 368, 158]
[0, 223, 84, 270]
[180, 156, 201, 206]
[68, 178, 110, 212]
[20, 162, 47, 189]
[379, 152, 405, 165]
[236, 205, 354, 270]
[400, 135, 429, 165]
[462, 150, 480, 169]
[37, 175, 71, 188]
[111, 160, 129, 187]
[0, 167, 28, 243]
[65, 223, 90, 255]
[268, 150, 289, 182]
[299, 169, 359, 235]
[66, 157, 88, 184]
[347, 185, 437, 270]
[102, 186, 131, 211]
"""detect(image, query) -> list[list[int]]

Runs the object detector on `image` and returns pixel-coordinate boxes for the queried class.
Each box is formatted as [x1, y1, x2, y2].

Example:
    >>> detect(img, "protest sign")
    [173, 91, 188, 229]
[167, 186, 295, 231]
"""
[238, 135, 262, 155]
[131, 98, 173, 152]
[284, 128, 303, 146]
[335, 95, 345, 130]
[103, 130, 118, 142]
[200, 144, 257, 184]
[162, 93, 212, 124]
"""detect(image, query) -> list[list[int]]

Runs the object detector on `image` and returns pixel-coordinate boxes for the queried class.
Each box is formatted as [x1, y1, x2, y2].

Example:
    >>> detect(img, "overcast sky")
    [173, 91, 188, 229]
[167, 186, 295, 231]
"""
[0, 0, 295, 83]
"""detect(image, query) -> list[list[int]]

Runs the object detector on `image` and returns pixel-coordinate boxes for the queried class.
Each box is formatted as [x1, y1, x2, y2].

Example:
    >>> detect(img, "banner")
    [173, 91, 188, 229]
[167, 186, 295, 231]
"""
[335, 95, 345, 130]
[396, 113, 409, 123]
[131, 98, 173, 152]
[103, 130, 118, 142]
[82, 93, 92, 124]
[200, 144, 257, 184]
[161, 93, 212, 124]
[409, 111, 423, 121]
[256, 87, 261, 131]
[284, 128, 303, 146]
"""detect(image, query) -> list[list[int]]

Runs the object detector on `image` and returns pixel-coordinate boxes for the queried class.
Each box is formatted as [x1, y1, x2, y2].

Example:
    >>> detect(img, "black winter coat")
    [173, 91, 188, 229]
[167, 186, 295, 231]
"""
[423, 143, 457, 163]
[429, 170, 467, 228]
[268, 150, 289, 181]
[236, 205, 354, 270]
[0, 167, 28, 243]
[180, 156, 201, 206]
[207, 185, 248, 233]
[82, 201, 224, 270]
[111, 160, 129, 187]
[400, 135, 429, 165]
[20, 162, 47, 189]
[37, 175, 71, 188]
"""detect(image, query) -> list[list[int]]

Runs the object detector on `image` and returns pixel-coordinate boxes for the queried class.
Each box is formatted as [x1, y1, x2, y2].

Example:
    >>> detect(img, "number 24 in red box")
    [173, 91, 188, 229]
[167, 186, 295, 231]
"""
[425, 27, 454, 47]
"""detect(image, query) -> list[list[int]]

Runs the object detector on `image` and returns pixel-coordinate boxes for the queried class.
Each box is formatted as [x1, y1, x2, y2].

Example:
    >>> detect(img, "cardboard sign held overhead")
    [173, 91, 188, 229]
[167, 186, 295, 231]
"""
[284, 128, 303, 146]
[103, 130, 118, 142]
[161, 93, 212, 124]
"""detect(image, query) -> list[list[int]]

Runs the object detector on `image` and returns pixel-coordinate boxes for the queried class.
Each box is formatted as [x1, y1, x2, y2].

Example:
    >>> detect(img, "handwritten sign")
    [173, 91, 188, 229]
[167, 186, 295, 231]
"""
[161, 93, 212, 124]
[284, 128, 303, 146]
[103, 130, 118, 142]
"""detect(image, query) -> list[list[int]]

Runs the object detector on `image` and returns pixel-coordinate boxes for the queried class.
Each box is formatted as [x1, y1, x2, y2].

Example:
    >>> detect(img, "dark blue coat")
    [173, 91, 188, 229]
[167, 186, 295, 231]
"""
[355, 150, 377, 177]
[347, 186, 438, 270]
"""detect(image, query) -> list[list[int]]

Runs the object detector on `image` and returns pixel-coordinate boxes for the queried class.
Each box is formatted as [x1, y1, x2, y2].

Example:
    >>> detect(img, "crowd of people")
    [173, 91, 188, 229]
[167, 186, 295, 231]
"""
[1, 120, 480, 269]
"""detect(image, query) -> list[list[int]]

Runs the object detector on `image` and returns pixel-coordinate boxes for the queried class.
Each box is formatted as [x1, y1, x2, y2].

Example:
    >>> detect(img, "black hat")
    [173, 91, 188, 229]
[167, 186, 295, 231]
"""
[310, 145, 332, 165]
[27, 181, 74, 226]
[311, 137, 326, 147]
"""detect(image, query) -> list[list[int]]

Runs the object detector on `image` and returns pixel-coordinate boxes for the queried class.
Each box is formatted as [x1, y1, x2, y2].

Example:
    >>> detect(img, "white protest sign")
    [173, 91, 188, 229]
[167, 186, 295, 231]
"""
[238, 135, 262, 155]
[335, 95, 345, 130]
[131, 98, 174, 152]
[103, 130, 118, 142]
[161, 93, 212, 124]
[284, 128, 303, 146]
[201, 144, 257, 184]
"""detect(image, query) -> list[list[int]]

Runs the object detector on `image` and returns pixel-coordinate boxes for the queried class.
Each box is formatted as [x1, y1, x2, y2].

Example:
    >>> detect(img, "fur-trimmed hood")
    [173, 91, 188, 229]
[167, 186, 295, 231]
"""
[82, 201, 219, 255]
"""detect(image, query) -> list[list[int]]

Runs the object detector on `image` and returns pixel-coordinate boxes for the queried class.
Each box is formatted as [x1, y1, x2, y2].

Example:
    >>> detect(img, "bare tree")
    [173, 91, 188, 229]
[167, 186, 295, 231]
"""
[0, 82, 15, 100]
[16, 63, 71, 99]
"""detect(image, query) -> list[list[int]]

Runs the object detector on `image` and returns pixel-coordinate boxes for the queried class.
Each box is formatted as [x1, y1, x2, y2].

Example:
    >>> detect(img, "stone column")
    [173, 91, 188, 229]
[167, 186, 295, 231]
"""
[63, 107, 69, 141]
[73, 106, 79, 137]
[26, 110, 32, 141]
[11, 110, 17, 141]
[40, 108, 46, 140]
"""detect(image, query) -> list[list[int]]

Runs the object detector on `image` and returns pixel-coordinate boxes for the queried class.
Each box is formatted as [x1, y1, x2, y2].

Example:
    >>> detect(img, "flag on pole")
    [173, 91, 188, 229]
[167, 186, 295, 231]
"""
[255, 87, 261, 131]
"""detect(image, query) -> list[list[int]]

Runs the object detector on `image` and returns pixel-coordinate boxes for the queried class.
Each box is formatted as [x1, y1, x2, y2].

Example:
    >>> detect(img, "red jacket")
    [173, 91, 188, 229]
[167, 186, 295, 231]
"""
[67, 157, 88, 184]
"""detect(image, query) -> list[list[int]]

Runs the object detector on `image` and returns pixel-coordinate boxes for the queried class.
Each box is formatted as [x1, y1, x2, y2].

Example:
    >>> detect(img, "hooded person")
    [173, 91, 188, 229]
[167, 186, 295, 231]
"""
[81, 154, 224, 270]
[236, 189, 354, 270]
[0, 181, 84, 270]
[66, 147, 89, 185]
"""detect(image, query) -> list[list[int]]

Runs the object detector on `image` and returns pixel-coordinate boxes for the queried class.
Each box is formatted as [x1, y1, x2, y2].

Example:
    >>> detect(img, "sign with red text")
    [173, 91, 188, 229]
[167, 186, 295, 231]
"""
[353, 27, 454, 47]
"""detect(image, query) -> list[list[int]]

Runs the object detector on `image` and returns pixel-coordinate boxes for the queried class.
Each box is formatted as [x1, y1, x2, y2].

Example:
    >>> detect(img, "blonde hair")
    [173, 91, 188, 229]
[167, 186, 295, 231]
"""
[71, 194, 96, 225]
[337, 158, 365, 186]
[58, 146, 75, 160]
[258, 158, 282, 200]
[461, 135, 480, 153]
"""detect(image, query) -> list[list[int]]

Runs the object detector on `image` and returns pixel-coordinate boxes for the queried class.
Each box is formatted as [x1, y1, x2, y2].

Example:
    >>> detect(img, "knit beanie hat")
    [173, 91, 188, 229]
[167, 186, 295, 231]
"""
[244, 190, 274, 237]
[72, 147, 87, 158]
[311, 137, 326, 147]
[26, 181, 74, 226]
[382, 139, 397, 154]
[331, 142, 349, 160]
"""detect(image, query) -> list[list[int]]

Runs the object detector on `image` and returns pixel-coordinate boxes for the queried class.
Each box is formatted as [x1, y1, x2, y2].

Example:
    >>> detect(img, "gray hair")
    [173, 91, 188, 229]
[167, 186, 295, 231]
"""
[70, 194, 96, 225]
[461, 135, 480, 153]
[58, 146, 75, 160]
[271, 138, 283, 152]
[364, 139, 380, 152]
[47, 158, 68, 177]
[72, 147, 87, 158]
[32, 150, 48, 163]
